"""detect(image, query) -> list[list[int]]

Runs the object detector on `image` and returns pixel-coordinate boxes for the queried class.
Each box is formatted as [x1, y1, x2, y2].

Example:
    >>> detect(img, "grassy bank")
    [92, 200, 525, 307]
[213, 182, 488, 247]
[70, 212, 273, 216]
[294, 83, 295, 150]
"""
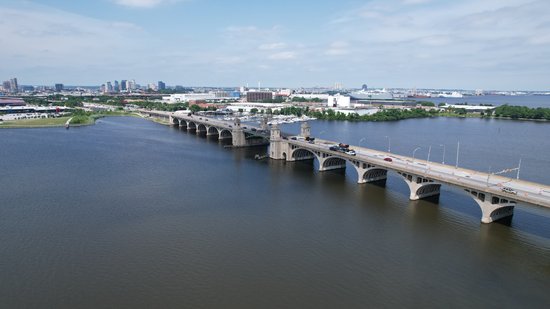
[0, 111, 138, 129]
[0, 116, 73, 128]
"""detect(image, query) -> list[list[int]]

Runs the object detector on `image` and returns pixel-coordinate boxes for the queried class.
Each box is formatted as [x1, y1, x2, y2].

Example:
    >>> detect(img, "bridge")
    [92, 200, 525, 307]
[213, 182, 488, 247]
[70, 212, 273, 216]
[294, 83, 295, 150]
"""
[142, 110, 270, 147]
[140, 110, 550, 224]
[269, 122, 550, 224]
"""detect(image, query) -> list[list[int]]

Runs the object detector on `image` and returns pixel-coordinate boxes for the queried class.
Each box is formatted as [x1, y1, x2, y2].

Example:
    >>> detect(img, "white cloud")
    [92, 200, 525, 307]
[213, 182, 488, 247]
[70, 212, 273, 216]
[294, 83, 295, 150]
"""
[268, 51, 296, 60]
[259, 42, 287, 50]
[113, 0, 181, 8]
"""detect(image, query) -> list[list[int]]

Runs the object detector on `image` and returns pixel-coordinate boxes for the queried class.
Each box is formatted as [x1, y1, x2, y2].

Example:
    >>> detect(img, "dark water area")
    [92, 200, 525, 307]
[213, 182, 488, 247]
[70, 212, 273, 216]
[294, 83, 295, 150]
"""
[410, 94, 550, 108]
[1, 116, 550, 308]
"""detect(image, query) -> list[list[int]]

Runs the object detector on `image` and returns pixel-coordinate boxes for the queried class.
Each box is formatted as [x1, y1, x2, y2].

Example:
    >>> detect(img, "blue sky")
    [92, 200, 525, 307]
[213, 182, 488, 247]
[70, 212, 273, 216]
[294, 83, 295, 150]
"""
[1, 0, 549, 90]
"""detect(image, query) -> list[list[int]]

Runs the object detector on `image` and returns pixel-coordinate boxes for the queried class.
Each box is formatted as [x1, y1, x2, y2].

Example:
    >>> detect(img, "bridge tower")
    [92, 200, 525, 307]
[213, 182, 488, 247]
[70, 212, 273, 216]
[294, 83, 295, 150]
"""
[232, 117, 246, 147]
[300, 122, 311, 138]
[260, 116, 268, 131]
[269, 124, 289, 160]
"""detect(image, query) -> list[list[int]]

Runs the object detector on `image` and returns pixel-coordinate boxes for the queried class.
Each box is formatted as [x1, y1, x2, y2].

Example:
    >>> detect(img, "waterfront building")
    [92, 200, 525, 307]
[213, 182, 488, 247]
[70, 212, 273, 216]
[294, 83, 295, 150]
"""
[246, 91, 273, 102]
[54, 84, 64, 92]
[114, 80, 120, 93]
[121, 80, 128, 92]
[327, 93, 351, 108]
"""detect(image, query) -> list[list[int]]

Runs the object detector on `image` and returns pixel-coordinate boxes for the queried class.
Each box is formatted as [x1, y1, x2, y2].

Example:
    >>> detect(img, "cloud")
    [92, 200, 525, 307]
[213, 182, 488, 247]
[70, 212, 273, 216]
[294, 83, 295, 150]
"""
[258, 42, 287, 50]
[325, 41, 350, 56]
[268, 51, 296, 60]
[113, 0, 181, 8]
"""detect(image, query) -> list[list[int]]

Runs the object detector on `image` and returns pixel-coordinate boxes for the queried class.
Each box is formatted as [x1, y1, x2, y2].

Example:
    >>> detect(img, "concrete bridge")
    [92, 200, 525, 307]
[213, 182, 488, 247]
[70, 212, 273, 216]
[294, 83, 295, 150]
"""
[140, 110, 550, 224]
[142, 110, 270, 147]
[269, 122, 550, 224]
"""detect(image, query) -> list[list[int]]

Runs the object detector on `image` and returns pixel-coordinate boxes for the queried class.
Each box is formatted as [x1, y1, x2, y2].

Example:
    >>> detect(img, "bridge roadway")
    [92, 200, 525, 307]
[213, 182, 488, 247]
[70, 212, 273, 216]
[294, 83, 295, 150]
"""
[289, 138, 550, 207]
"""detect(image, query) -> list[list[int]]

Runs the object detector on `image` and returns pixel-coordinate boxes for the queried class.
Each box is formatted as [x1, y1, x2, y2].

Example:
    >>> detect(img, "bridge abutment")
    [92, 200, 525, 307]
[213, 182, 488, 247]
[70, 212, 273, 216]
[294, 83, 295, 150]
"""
[398, 172, 441, 200]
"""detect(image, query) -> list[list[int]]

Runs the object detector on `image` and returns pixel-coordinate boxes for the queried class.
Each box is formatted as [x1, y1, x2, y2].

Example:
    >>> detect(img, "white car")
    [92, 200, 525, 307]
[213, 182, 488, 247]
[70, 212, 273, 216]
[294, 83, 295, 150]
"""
[501, 187, 517, 195]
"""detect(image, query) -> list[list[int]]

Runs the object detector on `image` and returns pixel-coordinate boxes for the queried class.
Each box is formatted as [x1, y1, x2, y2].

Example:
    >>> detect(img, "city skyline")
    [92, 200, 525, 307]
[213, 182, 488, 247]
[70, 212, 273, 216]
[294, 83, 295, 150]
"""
[1, 0, 549, 90]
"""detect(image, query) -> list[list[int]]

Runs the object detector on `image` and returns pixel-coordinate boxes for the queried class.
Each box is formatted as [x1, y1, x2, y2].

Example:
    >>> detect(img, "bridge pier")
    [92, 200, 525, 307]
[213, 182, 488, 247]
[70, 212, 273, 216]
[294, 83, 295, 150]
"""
[358, 167, 388, 184]
[465, 189, 515, 223]
[179, 119, 187, 129]
[398, 172, 441, 200]
[206, 126, 218, 136]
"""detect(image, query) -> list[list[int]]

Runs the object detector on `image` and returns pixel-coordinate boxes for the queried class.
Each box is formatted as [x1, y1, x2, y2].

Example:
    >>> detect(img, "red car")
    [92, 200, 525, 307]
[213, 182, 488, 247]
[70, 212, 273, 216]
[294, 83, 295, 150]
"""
[384, 157, 392, 162]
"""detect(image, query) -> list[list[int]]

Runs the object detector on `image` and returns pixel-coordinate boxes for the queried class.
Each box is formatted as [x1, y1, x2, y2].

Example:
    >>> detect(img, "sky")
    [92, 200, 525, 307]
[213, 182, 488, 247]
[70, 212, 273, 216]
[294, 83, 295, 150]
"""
[0, 0, 549, 90]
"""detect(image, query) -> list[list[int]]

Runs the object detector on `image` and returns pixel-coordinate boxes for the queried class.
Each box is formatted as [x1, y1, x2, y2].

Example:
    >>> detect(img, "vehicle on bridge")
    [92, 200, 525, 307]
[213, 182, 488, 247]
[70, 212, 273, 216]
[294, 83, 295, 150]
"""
[384, 157, 393, 162]
[502, 187, 518, 195]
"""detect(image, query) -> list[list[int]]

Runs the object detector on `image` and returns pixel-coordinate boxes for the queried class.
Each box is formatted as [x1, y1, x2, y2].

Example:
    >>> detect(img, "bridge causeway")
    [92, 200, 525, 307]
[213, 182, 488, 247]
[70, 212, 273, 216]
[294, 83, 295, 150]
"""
[142, 110, 550, 224]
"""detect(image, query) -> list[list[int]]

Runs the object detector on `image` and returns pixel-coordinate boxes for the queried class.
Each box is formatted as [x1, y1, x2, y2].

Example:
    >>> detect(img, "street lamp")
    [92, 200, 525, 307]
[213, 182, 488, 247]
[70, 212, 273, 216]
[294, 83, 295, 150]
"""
[427, 145, 432, 162]
[455, 141, 460, 168]
[385, 136, 391, 153]
[359, 137, 366, 147]
[412, 147, 421, 160]
[440, 144, 446, 164]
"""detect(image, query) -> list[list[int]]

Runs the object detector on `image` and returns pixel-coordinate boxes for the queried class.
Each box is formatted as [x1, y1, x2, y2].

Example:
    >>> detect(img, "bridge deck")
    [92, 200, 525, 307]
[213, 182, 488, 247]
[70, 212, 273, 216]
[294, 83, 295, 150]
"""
[288, 138, 550, 209]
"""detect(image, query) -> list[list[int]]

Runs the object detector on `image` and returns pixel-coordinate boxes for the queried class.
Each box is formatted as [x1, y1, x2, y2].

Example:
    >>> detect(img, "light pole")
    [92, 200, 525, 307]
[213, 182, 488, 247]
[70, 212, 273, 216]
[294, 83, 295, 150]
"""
[440, 144, 446, 164]
[412, 147, 421, 161]
[385, 136, 391, 153]
[486, 166, 492, 187]
[427, 145, 432, 163]
[359, 137, 366, 147]
[455, 141, 460, 168]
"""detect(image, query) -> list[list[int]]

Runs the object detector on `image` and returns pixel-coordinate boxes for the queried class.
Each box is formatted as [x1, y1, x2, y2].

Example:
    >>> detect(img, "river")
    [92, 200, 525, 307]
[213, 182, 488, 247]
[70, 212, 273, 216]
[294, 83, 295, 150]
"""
[1, 116, 549, 308]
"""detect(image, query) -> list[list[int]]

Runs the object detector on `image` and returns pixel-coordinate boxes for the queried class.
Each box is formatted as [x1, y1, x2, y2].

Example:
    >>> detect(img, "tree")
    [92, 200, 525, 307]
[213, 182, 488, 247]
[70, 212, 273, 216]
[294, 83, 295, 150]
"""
[190, 104, 201, 113]
[250, 108, 258, 114]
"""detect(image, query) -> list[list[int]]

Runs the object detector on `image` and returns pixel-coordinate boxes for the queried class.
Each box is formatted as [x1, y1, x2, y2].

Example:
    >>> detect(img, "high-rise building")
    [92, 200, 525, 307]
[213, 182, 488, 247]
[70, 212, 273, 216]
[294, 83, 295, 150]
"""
[158, 81, 166, 91]
[54, 84, 64, 92]
[10, 78, 18, 93]
[2, 81, 11, 92]
[121, 80, 128, 92]
[114, 80, 120, 92]
[128, 80, 136, 91]
[147, 83, 157, 91]
[106, 81, 113, 93]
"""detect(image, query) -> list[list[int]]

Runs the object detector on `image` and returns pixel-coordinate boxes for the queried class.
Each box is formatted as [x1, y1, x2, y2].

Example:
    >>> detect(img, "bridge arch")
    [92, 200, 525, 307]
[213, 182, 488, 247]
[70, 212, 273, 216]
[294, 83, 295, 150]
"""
[171, 117, 180, 126]
[178, 119, 187, 128]
[289, 147, 319, 162]
[219, 129, 232, 140]
[187, 122, 197, 130]
[196, 123, 207, 134]
[320, 156, 347, 171]
[207, 126, 219, 136]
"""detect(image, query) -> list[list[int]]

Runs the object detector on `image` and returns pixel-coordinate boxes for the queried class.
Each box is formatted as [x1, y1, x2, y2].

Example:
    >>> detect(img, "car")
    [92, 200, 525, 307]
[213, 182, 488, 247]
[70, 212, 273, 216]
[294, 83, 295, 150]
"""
[329, 146, 339, 151]
[384, 157, 392, 162]
[345, 150, 356, 156]
[291, 137, 297, 140]
[251, 128, 257, 131]
[501, 187, 517, 195]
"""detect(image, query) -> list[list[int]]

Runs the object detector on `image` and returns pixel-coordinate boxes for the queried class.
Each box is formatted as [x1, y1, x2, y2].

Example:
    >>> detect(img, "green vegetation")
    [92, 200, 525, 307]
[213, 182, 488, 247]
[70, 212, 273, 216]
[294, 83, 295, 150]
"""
[493, 104, 550, 120]
[275, 106, 436, 122]
[291, 96, 324, 103]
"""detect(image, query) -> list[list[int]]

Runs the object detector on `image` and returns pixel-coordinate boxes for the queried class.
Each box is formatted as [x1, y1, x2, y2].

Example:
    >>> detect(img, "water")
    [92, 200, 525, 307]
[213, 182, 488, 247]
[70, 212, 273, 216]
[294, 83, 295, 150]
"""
[1, 116, 550, 308]
[410, 94, 550, 108]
